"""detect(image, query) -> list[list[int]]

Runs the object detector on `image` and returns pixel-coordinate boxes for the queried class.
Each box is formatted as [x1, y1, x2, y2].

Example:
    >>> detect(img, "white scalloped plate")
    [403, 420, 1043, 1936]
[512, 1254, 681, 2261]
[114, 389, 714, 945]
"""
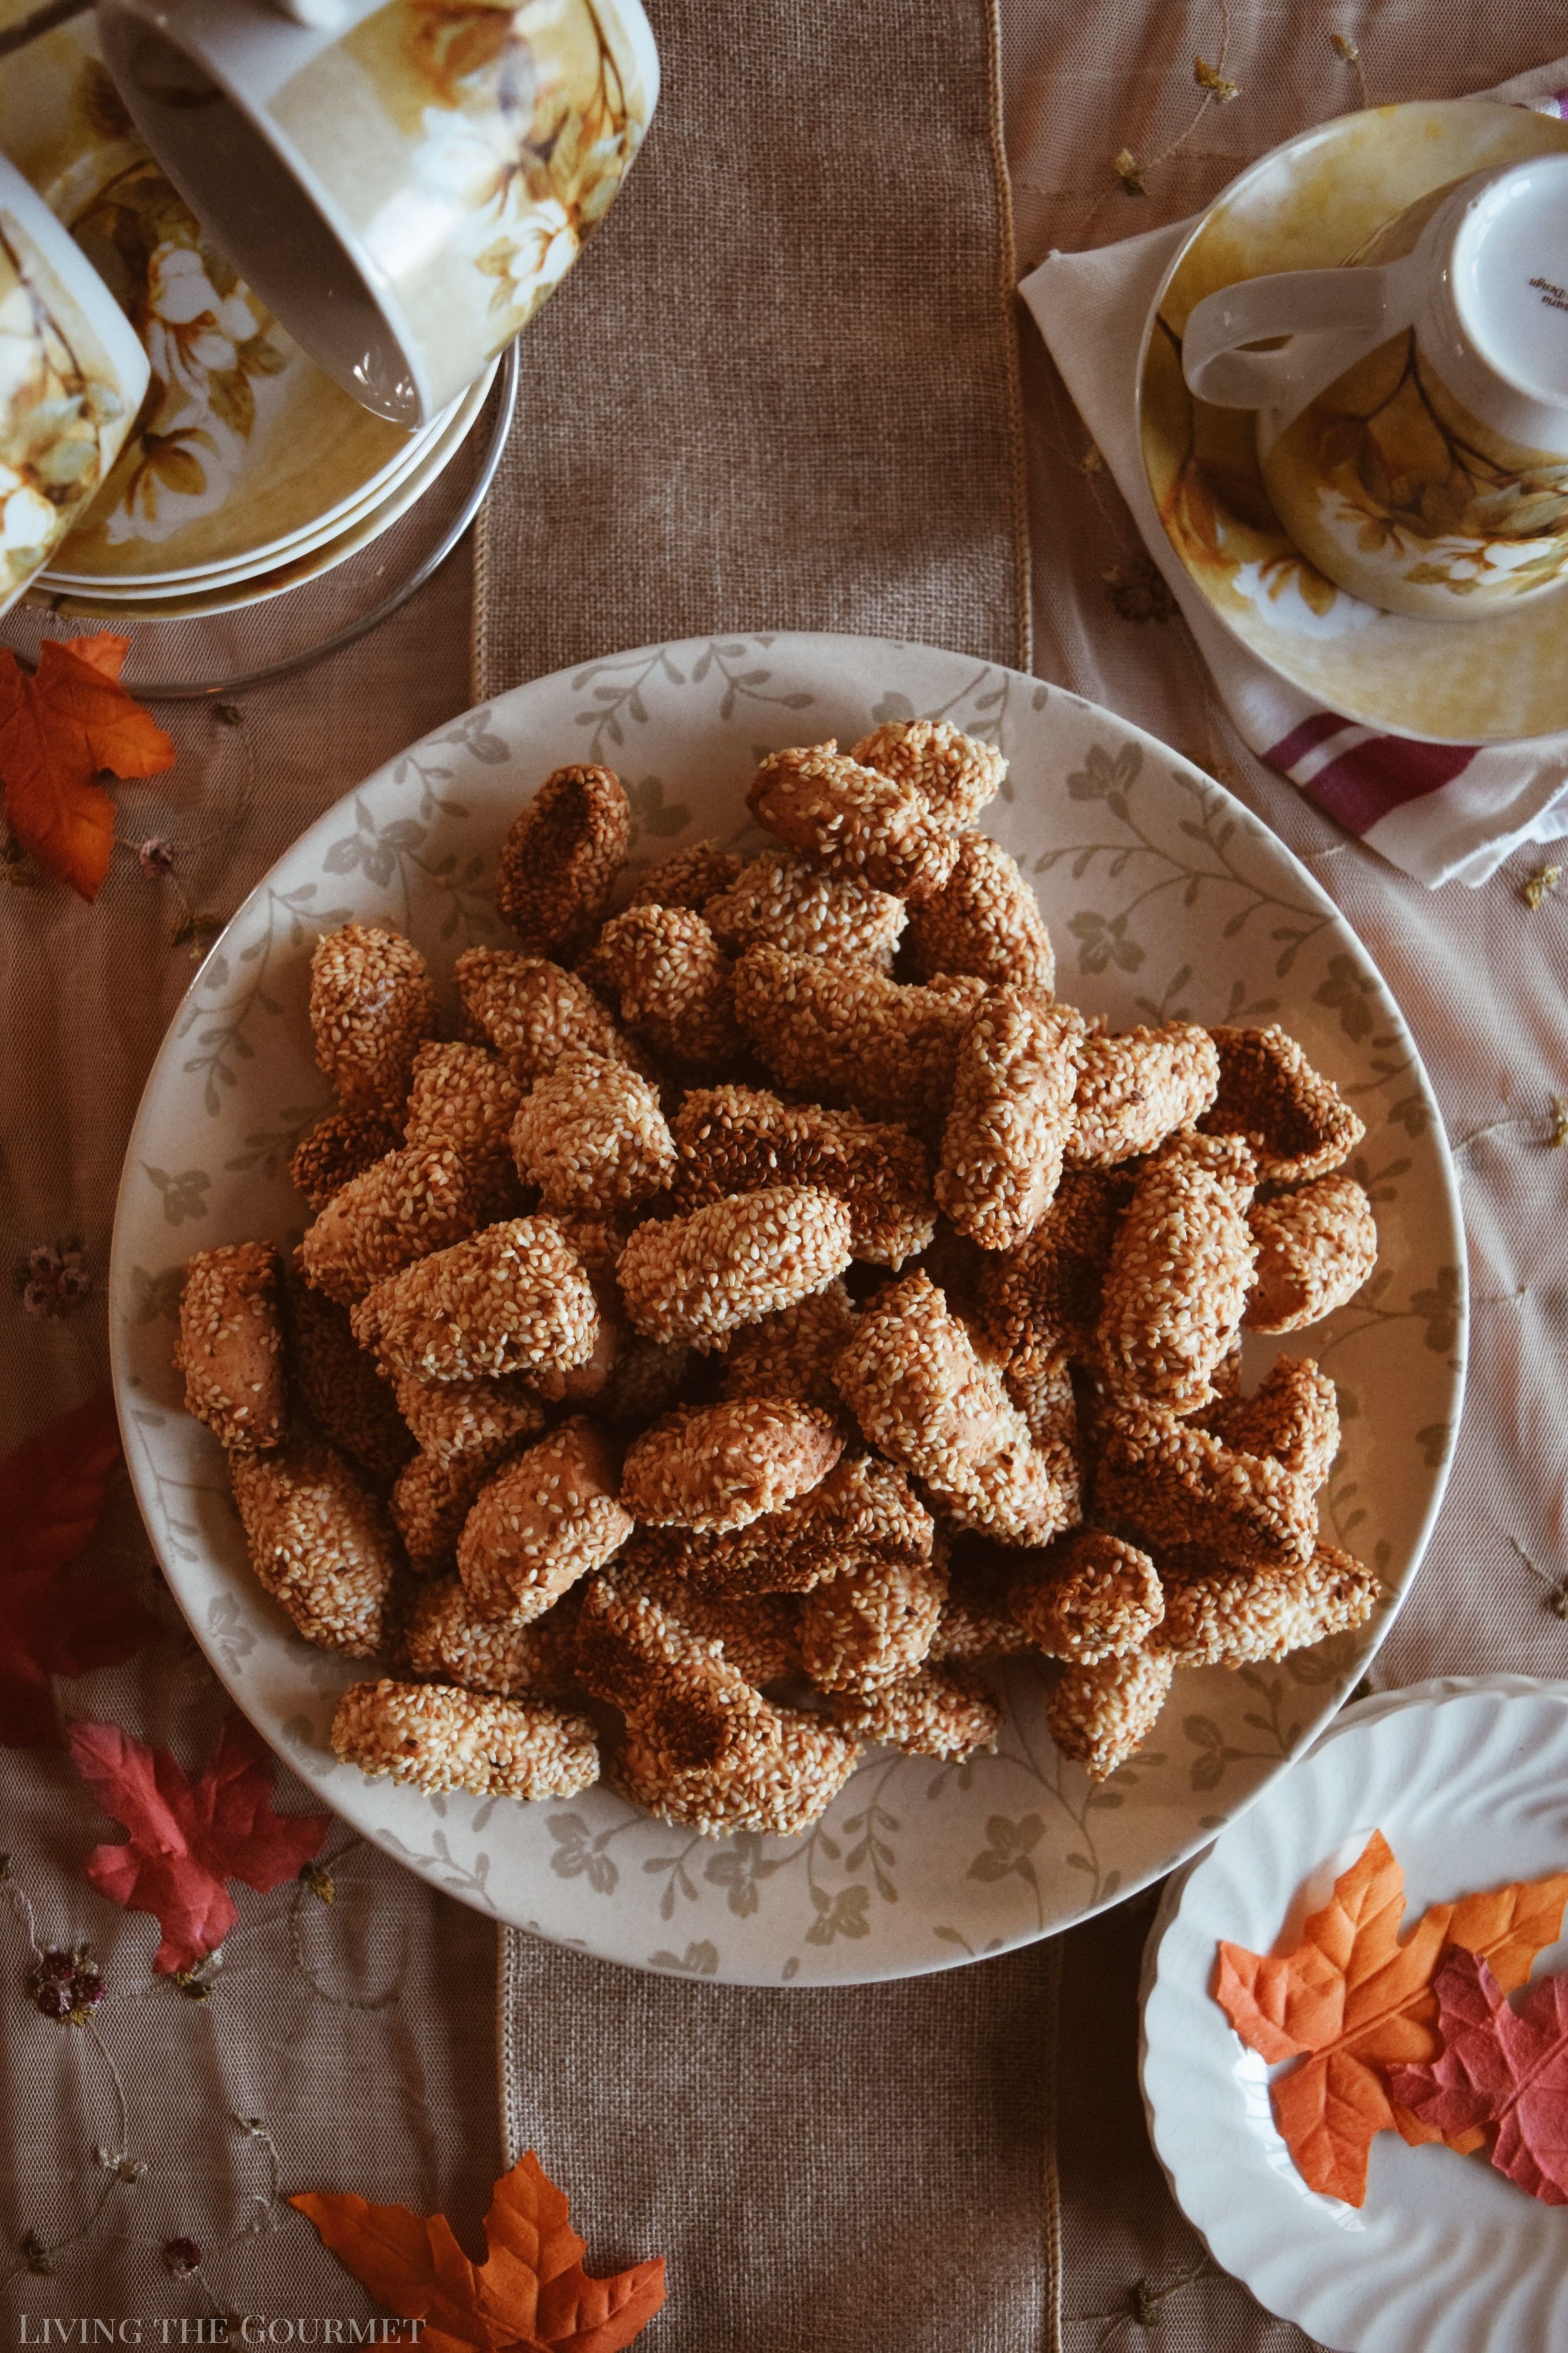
[1141, 1683, 1568, 2353]
[108, 631, 1464, 1984]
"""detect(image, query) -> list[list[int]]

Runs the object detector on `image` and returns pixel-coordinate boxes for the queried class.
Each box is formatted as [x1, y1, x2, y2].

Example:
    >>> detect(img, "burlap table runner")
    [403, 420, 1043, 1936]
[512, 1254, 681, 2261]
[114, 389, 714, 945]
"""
[478, 4, 1060, 2348]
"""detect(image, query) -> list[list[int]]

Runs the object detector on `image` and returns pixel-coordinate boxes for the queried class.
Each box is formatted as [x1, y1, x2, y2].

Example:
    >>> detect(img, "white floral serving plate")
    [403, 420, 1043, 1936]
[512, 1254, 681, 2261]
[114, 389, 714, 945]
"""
[1140, 1683, 1568, 2353]
[108, 632, 1465, 1986]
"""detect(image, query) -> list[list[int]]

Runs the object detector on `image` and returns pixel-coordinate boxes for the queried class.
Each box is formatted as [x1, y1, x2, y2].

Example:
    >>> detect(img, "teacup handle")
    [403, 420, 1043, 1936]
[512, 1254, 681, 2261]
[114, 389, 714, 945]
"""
[1182, 265, 1412, 421]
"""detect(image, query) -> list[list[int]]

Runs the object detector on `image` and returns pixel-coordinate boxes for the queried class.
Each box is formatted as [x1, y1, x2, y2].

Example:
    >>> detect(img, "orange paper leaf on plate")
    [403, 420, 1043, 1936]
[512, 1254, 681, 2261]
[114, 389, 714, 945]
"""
[0, 635, 175, 901]
[291, 2151, 666, 2353]
[1215, 1829, 1568, 2204]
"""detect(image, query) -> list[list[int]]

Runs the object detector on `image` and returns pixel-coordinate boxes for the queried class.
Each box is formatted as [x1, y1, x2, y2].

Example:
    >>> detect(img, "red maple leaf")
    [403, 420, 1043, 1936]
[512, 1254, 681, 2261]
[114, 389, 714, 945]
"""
[0, 634, 175, 900]
[69, 1713, 330, 1972]
[292, 2150, 666, 2353]
[1390, 1946, 1568, 2206]
[0, 1390, 159, 1747]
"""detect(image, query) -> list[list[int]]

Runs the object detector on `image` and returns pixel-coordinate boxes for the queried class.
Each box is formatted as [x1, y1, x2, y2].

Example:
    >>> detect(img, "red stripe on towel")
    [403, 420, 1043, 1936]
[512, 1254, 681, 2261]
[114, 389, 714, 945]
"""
[1262, 711, 1354, 772]
[1299, 735, 1479, 834]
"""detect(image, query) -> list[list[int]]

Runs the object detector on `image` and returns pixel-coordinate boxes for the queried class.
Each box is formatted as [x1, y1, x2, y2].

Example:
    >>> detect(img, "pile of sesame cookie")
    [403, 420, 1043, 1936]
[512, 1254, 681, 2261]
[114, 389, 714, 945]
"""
[174, 721, 1383, 1837]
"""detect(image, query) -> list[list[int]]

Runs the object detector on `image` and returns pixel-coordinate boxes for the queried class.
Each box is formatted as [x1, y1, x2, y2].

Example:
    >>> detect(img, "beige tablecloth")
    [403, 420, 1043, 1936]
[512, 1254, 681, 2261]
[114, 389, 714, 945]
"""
[4, 1, 1568, 2347]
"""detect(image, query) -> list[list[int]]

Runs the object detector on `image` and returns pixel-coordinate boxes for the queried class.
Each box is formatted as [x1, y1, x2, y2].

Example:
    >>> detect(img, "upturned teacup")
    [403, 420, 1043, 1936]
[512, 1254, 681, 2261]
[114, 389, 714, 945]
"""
[1182, 155, 1568, 618]
[95, 0, 659, 427]
[0, 149, 149, 615]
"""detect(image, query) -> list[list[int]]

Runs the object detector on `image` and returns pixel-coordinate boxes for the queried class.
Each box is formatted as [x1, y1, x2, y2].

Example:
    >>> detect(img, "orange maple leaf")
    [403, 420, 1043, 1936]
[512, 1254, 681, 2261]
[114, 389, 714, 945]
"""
[1215, 1829, 1568, 2205]
[290, 2150, 666, 2353]
[0, 634, 175, 901]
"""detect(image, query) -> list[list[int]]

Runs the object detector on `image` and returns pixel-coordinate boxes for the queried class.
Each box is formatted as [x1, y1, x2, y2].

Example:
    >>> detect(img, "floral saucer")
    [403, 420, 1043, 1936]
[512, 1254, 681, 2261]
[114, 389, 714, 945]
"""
[1137, 101, 1568, 745]
[0, 8, 448, 586]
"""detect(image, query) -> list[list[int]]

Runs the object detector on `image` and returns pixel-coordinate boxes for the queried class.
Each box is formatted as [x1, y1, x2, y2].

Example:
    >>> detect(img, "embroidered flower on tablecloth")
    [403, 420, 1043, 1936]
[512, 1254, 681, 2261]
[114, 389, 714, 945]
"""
[162, 2236, 201, 2277]
[30, 1943, 105, 2022]
[138, 836, 176, 878]
[14, 1240, 92, 1319]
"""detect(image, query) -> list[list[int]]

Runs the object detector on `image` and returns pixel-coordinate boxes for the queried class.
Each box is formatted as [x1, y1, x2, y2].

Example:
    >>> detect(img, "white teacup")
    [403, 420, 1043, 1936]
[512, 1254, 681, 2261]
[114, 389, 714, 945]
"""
[0, 150, 150, 616]
[1182, 156, 1568, 619]
[95, 0, 659, 428]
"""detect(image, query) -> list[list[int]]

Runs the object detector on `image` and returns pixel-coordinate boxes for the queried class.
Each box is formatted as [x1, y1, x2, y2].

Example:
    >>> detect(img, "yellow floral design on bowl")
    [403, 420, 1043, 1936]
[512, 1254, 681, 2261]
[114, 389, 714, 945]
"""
[269, 0, 656, 414]
[0, 207, 128, 606]
[1137, 100, 1568, 742]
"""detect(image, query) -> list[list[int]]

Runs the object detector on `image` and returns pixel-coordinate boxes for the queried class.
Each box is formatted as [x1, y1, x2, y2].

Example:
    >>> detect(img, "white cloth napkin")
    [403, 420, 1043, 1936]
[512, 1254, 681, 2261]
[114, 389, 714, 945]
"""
[1020, 60, 1568, 888]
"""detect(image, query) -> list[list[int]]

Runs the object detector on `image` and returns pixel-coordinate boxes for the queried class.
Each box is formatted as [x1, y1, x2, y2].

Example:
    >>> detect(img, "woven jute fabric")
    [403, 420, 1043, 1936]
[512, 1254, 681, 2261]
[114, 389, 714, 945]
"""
[473, 0, 1030, 691]
[482, 7, 1055, 2347]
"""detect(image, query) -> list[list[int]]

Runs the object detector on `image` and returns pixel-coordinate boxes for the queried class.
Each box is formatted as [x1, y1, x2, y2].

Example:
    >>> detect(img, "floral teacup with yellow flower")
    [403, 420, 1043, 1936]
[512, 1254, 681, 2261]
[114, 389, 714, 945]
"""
[96, 0, 658, 428]
[1182, 156, 1568, 619]
[0, 151, 148, 614]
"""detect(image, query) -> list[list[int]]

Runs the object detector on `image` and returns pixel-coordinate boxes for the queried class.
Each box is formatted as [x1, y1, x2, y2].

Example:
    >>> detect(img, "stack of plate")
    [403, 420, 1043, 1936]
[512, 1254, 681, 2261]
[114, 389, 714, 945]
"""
[0, 7, 493, 624]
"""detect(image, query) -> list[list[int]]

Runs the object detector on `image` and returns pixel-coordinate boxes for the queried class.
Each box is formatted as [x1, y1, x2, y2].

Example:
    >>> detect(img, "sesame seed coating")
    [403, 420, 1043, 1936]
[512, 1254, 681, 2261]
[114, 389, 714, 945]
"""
[928, 1581, 1033, 1662]
[391, 1367, 548, 1472]
[1096, 1133, 1257, 1413]
[574, 1578, 779, 1771]
[1158, 1541, 1379, 1667]
[1203, 1356, 1340, 1492]
[229, 1438, 398, 1655]
[1245, 1174, 1378, 1334]
[405, 1578, 582, 1699]
[590, 903, 742, 1069]
[308, 924, 437, 1116]
[352, 1215, 599, 1384]
[622, 1563, 802, 1686]
[723, 1281, 859, 1412]
[998, 1336, 1084, 1521]
[834, 1272, 1073, 1546]
[936, 991, 1085, 1250]
[616, 1184, 854, 1351]
[332, 1678, 599, 1800]
[458, 1417, 633, 1621]
[282, 1259, 413, 1486]
[176, 1242, 285, 1452]
[732, 945, 986, 1126]
[1047, 1645, 1173, 1782]
[908, 834, 1055, 992]
[392, 1446, 497, 1577]
[289, 1109, 402, 1212]
[1200, 1025, 1365, 1184]
[298, 1145, 482, 1307]
[849, 719, 1006, 829]
[746, 742, 962, 901]
[672, 1084, 936, 1268]
[628, 838, 744, 913]
[1010, 1530, 1163, 1664]
[1066, 1022, 1221, 1167]
[798, 1548, 948, 1694]
[975, 1169, 1128, 1359]
[596, 1332, 695, 1425]
[662, 1451, 935, 1599]
[455, 947, 649, 1086]
[703, 849, 906, 971]
[510, 1049, 676, 1215]
[1094, 1405, 1316, 1574]
[620, 1399, 844, 1534]
[402, 1041, 525, 1218]
[828, 1661, 1002, 1760]
[493, 764, 630, 957]
[611, 1704, 860, 1839]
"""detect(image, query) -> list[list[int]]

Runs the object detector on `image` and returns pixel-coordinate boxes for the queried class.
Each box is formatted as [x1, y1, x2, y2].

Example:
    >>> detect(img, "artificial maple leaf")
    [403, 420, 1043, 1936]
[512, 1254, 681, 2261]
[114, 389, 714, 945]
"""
[69, 1712, 329, 1972]
[1215, 1829, 1568, 2204]
[0, 1390, 159, 1747]
[291, 2149, 666, 2353]
[0, 634, 175, 901]
[1390, 1947, 1568, 2205]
